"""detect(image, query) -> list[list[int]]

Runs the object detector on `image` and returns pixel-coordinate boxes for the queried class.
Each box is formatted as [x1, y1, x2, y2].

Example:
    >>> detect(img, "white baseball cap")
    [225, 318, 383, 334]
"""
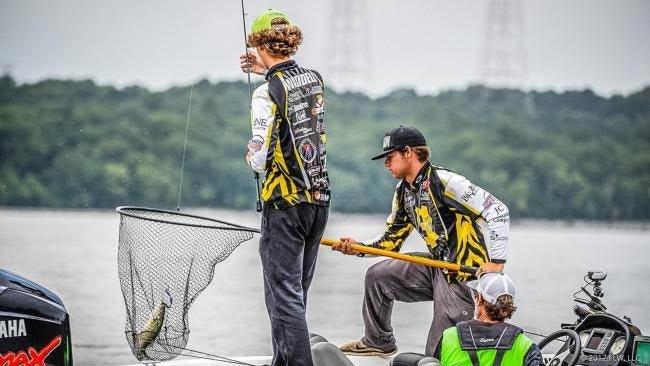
[466, 272, 516, 305]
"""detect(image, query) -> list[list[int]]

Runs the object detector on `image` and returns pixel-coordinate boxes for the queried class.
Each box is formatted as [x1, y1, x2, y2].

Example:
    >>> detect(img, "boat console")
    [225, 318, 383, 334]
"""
[539, 271, 648, 366]
[569, 313, 643, 365]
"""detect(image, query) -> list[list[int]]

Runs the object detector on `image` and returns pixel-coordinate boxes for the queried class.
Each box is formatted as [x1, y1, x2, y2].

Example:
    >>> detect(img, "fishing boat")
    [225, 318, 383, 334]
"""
[111, 207, 650, 366]
[116, 271, 650, 366]
[2, 254, 649, 365]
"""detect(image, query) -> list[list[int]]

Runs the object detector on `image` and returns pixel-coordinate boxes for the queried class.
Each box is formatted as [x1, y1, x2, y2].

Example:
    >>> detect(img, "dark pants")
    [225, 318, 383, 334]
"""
[259, 202, 329, 366]
[361, 255, 474, 356]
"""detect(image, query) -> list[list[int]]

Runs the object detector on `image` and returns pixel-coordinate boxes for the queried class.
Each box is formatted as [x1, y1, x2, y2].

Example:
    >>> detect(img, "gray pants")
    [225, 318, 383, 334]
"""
[361, 255, 474, 356]
[259, 202, 329, 366]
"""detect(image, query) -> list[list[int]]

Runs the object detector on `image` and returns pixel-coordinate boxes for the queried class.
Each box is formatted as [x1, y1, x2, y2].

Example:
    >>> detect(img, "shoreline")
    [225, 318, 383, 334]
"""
[1, 206, 649, 231]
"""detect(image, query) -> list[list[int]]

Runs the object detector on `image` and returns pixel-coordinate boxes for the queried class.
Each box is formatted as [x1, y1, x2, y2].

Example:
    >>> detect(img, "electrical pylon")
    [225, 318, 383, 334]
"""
[326, 0, 371, 93]
[480, 0, 535, 113]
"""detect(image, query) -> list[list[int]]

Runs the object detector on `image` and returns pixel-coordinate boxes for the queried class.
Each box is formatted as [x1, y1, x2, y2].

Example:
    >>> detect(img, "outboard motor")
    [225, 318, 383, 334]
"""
[0, 269, 73, 365]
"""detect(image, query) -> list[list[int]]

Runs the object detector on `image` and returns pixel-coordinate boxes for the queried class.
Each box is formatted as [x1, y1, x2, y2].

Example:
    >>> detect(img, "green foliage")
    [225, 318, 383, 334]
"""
[0, 75, 648, 220]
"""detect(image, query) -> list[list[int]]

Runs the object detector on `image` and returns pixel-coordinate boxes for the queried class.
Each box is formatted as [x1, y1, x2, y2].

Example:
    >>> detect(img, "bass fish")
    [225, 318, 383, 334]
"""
[134, 289, 173, 360]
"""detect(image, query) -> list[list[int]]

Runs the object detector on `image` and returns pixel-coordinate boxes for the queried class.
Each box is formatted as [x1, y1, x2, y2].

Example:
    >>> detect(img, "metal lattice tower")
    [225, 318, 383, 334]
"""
[480, 0, 535, 113]
[326, 0, 370, 92]
[481, 0, 528, 89]
[1, 64, 14, 76]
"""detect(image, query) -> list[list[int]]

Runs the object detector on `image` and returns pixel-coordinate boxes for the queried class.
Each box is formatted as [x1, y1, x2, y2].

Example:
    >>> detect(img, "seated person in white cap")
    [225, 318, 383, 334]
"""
[435, 272, 542, 366]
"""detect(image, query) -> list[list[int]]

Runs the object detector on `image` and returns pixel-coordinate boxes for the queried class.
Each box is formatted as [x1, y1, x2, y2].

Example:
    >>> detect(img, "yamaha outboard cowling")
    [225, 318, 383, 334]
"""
[0, 269, 73, 365]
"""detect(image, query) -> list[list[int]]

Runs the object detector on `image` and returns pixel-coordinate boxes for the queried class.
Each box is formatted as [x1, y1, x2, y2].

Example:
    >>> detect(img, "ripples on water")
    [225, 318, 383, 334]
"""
[0, 208, 648, 365]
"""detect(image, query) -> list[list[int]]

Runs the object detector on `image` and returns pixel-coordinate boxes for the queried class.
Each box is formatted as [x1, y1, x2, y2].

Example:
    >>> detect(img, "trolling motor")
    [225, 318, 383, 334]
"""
[0, 269, 73, 365]
[572, 271, 608, 320]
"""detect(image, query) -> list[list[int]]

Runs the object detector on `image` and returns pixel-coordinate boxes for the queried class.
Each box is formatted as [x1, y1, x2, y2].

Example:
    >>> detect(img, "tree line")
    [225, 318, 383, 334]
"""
[1, 75, 648, 220]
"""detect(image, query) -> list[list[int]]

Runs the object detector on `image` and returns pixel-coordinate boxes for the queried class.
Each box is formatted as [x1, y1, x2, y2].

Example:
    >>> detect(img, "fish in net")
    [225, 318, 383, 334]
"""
[116, 206, 259, 361]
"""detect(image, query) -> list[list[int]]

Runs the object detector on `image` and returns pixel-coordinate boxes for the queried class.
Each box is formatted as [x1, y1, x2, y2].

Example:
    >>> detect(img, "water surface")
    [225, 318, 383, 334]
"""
[0, 208, 648, 365]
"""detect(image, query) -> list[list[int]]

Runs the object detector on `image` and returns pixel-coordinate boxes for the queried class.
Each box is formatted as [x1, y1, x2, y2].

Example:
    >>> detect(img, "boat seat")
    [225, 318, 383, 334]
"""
[310, 333, 354, 366]
[312, 341, 355, 366]
[391, 352, 441, 366]
[309, 332, 329, 346]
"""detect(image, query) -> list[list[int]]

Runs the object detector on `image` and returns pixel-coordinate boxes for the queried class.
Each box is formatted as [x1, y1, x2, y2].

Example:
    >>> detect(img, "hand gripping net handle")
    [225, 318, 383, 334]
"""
[116, 206, 259, 361]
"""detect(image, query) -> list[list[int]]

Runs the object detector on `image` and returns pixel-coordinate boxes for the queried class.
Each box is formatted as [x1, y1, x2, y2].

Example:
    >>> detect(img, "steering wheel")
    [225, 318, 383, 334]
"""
[538, 329, 582, 366]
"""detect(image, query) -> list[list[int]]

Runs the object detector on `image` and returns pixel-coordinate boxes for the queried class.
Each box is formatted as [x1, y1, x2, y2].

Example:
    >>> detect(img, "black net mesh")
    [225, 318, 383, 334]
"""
[116, 206, 258, 361]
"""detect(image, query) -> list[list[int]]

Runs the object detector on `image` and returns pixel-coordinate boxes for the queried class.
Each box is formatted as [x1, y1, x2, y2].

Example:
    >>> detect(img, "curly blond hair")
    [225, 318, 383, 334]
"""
[248, 18, 303, 58]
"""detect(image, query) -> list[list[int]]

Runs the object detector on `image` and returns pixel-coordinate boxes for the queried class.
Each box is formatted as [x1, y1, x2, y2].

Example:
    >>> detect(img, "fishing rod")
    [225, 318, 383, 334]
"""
[176, 85, 194, 211]
[240, 0, 263, 213]
[153, 345, 256, 366]
[320, 238, 478, 275]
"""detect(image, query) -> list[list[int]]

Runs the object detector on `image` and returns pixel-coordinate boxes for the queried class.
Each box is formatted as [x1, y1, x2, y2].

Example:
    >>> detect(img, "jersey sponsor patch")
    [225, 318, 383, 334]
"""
[248, 135, 264, 151]
[305, 85, 323, 95]
[288, 101, 309, 114]
[253, 117, 268, 128]
[311, 94, 325, 116]
[461, 185, 479, 202]
[307, 166, 321, 176]
[293, 110, 309, 125]
[482, 194, 497, 209]
[493, 204, 507, 215]
[314, 191, 330, 201]
[282, 72, 319, 90]
[404, 190, 416, 208]
[294, 126, 315, 139]
[490, 214, 509, 224]
[299, 138, 317, 163]
[288, 90, 305, 102]
[421, 179, 430, 191]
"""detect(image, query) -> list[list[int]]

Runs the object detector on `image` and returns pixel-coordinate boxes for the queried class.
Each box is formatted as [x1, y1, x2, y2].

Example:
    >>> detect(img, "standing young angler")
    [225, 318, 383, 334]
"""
[332, 126, 509, 357]
[240, 9, 330, 366]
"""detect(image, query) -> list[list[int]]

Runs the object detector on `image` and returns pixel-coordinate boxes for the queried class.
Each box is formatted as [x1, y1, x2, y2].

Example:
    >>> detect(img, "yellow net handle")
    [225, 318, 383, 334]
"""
[320, 238, 478, 275]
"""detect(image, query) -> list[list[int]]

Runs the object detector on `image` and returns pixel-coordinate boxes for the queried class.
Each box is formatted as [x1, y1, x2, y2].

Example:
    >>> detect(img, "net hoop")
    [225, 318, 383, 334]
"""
[116, 205, 259, 361]
[116, 206, 260, 233]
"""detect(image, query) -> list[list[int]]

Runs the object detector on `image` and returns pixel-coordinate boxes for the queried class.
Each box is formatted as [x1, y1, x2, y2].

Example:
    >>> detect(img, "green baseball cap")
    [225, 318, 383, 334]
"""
[251, 9, 291, 34]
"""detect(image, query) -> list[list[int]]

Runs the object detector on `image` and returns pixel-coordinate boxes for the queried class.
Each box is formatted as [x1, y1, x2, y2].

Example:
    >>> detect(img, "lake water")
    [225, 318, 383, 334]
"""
[0, 208, 649, 365]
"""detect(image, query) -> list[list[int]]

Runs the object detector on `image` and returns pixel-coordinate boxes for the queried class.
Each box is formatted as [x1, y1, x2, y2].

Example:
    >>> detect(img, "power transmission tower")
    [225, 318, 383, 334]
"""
[326, 0, 370, 93]
[1, 64, 14, 77]
[480, 0, 535, 113]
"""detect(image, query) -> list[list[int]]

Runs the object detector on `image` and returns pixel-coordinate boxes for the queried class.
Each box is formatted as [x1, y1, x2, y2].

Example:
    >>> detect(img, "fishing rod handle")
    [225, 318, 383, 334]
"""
[254, 172, 262, 212]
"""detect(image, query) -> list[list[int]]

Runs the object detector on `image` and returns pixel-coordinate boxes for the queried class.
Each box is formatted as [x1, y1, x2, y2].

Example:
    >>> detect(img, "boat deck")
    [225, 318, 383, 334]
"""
[122, 354, 393, 366]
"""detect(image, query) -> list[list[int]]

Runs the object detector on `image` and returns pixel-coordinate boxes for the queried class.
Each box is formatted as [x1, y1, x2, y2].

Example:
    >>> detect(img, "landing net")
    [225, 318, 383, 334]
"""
[116, 206, 259, 362]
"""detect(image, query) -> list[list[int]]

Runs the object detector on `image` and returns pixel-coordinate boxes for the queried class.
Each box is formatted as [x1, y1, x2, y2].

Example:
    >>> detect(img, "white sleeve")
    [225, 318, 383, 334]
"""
[247, 83, 276, 173]
[439, 170, 510, 263]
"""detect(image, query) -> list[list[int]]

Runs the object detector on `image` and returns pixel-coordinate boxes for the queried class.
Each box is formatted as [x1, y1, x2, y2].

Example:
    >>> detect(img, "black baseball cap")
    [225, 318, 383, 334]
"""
[371, 125, 427, 160]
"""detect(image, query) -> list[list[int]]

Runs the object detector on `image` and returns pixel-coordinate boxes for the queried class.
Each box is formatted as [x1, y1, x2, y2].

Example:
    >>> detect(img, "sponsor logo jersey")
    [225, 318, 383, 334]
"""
[246, 60, 330, 209]
[363, 162, 510, 282]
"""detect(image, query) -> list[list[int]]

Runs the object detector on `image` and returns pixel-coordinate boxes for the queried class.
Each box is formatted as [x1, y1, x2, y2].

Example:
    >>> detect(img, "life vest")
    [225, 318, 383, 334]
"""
[440, 320, 533, 366]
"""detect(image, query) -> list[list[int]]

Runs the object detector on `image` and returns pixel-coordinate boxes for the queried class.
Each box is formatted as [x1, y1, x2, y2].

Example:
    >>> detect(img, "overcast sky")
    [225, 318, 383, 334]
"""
[1, 0, 648, 96]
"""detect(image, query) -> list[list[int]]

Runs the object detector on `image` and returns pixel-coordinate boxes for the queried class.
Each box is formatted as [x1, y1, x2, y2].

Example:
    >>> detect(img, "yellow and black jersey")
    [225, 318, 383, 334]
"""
[246, 60, 330, 209]
[364, 162, 510, 282]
